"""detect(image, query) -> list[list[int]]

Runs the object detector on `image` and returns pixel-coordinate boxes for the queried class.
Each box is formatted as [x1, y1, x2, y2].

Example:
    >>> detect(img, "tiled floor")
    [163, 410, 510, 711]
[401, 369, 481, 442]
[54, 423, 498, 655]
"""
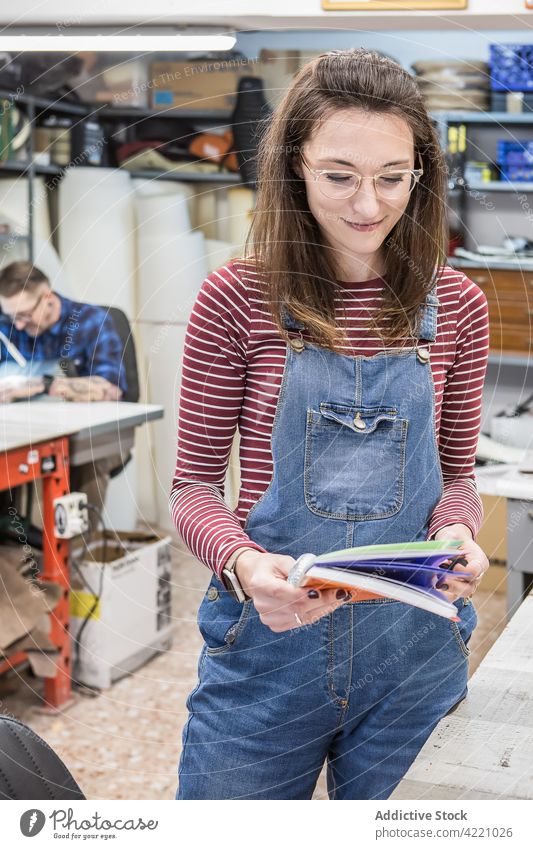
[0, 536, 507, 800]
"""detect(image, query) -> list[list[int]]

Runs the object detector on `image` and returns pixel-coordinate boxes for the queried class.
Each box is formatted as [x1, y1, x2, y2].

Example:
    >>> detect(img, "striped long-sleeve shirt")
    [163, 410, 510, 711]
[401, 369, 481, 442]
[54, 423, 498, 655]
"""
[170, 260, 489, 581]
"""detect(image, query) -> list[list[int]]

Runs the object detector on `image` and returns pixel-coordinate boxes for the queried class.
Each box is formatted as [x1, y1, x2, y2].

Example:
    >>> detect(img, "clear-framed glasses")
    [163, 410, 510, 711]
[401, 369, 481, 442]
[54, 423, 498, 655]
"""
[6, 291, 46, 324]
[300, 153, 424, 201]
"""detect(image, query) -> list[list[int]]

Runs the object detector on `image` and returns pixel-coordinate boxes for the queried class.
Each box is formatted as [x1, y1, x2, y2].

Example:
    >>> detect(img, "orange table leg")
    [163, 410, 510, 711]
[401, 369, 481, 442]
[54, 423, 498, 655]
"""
[41, 437, 72, 709]
[1, 436, 73, 710]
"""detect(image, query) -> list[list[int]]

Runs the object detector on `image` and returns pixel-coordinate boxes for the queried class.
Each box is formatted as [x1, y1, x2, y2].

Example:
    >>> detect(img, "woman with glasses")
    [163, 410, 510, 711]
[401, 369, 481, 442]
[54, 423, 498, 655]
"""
[171, 48, 489, 800]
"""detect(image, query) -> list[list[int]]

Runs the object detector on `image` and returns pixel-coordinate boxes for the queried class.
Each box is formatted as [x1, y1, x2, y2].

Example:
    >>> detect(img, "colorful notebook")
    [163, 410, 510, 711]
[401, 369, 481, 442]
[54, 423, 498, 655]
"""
[287, 540, 471, 620]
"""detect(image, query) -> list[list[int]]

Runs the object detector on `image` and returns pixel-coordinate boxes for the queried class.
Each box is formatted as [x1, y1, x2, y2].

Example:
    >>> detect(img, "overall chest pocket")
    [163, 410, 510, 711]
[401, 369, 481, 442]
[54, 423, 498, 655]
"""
[304, 403, 408, 520]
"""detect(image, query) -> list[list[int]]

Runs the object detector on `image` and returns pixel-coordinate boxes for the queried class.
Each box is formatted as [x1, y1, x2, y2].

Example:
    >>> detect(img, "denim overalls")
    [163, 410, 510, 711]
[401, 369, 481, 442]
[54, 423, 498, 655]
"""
[176, 289, 477, 800]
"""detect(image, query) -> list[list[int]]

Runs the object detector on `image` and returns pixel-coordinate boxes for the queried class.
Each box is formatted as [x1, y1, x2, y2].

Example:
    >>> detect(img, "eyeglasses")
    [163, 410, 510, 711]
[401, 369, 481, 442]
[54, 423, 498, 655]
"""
[6, 291, 46, 324]
[300, 153, 424, 201]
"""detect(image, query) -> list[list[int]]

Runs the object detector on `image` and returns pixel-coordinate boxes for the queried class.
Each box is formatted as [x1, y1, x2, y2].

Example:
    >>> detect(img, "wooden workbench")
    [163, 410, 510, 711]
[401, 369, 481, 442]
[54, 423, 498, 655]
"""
[391, 591, 533, 800]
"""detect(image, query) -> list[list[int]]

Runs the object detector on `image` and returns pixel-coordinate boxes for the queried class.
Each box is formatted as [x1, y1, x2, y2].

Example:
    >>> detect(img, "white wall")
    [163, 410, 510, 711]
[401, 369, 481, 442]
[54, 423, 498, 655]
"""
[237, 28, 533, 67]
[0, 0, 532, 29]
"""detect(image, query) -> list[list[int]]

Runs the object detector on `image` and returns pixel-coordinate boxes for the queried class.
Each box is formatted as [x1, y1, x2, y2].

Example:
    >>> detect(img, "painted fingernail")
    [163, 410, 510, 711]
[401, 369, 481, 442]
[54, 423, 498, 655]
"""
[307, 589, 320, 599]
[336, 589, 349, 600]
[439, 583, 449, 591]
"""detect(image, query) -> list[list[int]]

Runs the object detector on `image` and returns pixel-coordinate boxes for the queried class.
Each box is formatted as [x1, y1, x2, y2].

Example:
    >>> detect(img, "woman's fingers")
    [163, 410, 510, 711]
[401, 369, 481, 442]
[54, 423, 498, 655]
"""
[257, 584, 353, 632]
[435, 540, 489, 601]
[247, 553, 355, 632]
[288, 591, 353, 631]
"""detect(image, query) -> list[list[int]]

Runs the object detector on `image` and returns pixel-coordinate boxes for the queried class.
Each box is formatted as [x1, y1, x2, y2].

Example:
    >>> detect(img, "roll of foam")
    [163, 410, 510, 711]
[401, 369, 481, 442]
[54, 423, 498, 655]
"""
[205, 239, 240, 274]
[225, 429, 241, 512]
[0, 176, 51, 239]
[133, 188, 191, 241]
[0, 212, 72, 297]
[227, 187, 255, 249]
[103, 451, 139, 531]
[134, 204, 207, 526]
[136, 228, 207, 323]
[58, 168, 136, 316]
[215, 191, 230, 242]
[139, 321, 241, 524]
[137, 322, 189, 531]
[195, 189, 219, 240]
[131, 178, 197, 233]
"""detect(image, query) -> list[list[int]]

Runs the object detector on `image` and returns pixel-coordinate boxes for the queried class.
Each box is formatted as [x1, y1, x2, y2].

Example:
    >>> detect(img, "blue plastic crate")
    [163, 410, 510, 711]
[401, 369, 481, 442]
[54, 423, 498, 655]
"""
[490, 44, 533, 92]
[500, 165, 533, 182]
[496, 140, 533, 165]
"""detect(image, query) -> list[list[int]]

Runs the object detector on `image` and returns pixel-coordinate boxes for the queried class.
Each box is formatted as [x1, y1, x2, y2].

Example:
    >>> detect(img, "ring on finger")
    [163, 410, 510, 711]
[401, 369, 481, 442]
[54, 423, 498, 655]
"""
[294, 612, 303, 627]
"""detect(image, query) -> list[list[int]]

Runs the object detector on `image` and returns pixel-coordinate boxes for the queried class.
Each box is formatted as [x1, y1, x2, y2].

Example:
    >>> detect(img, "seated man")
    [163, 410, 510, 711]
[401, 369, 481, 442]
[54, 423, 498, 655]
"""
[0, 261, 128, 517]
[0, 261, 126, 401]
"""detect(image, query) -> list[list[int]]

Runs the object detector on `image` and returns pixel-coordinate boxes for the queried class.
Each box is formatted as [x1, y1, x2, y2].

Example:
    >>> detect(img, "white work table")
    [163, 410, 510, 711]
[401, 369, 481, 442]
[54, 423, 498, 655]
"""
[475, 463, 533, 502]
[392, 590, 533, 800]
[0, 401, 163, 464]
[475, 463, 533, 616]
[0, 400, 164, 709]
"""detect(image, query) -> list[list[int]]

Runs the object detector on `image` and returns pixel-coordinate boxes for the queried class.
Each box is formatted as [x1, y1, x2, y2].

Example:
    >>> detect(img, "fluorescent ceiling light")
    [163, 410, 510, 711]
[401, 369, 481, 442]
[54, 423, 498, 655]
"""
[0, 34, 236, 52]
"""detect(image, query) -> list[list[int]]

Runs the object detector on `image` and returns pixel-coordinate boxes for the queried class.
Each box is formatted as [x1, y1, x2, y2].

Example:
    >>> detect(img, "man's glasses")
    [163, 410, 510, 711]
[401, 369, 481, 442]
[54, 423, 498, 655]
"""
[300, 153, 424, 201]
[5, 291, 46, 324]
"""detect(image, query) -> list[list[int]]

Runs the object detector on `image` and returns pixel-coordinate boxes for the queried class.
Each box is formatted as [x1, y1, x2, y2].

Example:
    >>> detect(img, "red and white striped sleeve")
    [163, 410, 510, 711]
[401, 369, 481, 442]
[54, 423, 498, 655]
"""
[428, 275, 490, 540]
[169, 268, 266, 579]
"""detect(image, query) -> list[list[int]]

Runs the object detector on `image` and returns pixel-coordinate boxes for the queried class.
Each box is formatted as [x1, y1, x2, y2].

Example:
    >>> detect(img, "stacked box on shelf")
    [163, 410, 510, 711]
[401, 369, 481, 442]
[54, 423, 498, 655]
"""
[491, 91, 533, 113]
[496, 139, 533, 182]
[490, 44, 533, 92]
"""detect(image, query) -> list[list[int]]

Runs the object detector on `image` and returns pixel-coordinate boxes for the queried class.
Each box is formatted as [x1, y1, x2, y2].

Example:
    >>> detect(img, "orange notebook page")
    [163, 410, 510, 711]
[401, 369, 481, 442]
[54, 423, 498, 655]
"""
[303, 575, 460, 620]
[303, 575, 383, 602]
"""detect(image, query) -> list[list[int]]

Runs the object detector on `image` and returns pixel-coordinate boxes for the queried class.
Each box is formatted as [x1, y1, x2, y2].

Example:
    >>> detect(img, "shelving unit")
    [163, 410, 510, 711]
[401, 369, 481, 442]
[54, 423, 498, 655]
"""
[431, 110, 533, 364]
[0, 88, 243, 263]
[128, 168, 242, 184]
[90, 104, 234, 123]
[0, 90, 88, 263]
[467, 180, 533, 192]
[0, 93, 530, 364]
[431, 110, 533, 151]
[448, 257, 533, 271]
[0, 158, 63, 176]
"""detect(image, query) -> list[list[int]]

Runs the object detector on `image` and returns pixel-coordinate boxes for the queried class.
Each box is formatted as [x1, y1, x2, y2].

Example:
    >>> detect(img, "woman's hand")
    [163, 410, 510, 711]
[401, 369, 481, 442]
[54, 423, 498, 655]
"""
[234, 549, 352, 633]
[433, 523, 489, 602]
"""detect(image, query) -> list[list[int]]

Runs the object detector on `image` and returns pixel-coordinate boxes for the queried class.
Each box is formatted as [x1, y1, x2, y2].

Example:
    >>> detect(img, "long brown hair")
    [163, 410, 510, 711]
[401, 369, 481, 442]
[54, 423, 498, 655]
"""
[247, 48, 447, 349]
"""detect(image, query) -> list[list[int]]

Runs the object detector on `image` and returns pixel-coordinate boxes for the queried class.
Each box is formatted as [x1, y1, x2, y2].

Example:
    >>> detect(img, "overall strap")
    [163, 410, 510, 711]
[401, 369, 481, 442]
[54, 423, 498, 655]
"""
[280, 307, 306, 332]
[417, 283, 440, 344]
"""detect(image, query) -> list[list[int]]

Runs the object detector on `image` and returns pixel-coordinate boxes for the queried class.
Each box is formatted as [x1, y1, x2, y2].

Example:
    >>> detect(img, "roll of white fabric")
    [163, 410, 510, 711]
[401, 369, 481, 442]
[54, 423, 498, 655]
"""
[131, 178, 197, 233]
[0, 213, 72, 297]
[58, 168, 136, 316]
[227, 186, 255, 249]
[135, 198, 207, 527]
[0, 176, 51, 240]
[136, 228, 206, 323]
[137, 322, 189, 531]
[195, 188, 219, 239]
[205, 239, 241, 274]
[133, 188, 191, 242]
[103, 452, 139, 532]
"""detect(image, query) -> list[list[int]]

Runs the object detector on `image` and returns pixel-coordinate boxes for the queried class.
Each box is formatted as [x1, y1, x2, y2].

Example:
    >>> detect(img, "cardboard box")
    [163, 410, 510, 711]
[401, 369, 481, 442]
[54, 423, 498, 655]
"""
[258, 49, 300, 109]
[149, 59, 243, 113]
[74, 55, 149, 107]
[477, 494, 507, 595]
[70, 531, 173, 689]
[478, 494, 507, 565]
